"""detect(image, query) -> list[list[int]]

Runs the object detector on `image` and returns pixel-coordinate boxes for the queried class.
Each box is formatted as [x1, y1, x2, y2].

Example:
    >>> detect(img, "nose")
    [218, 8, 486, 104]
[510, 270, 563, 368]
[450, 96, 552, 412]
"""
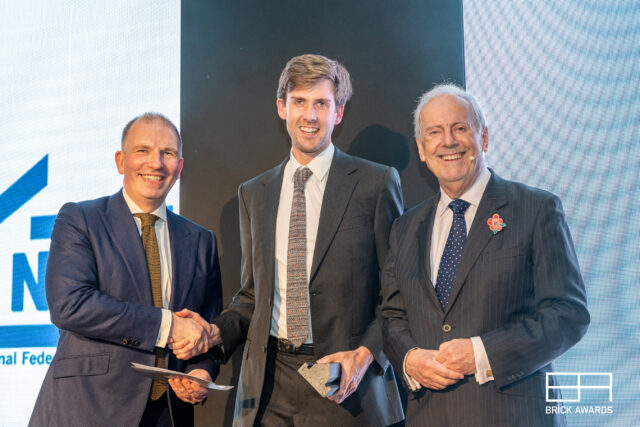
[148, 149, 163, 168]
[443, 129, 456, 147]
[303, 103, 317, 121]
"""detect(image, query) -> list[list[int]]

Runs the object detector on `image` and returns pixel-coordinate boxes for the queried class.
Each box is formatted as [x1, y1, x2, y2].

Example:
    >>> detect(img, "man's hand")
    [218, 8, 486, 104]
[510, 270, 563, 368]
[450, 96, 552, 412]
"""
[167, 311, 211, 359]
[168, 309, 222, 360]
[316, 346, 373, 404]
[405, 348, 464, 390]
[436, 338, 476, 375]
[168, 369, 211, 404]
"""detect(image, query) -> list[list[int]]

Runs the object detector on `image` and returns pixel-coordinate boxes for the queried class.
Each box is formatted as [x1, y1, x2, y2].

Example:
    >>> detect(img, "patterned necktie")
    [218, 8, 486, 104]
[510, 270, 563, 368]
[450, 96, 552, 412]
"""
[286, 167, 313, 347]
[435, 199, 470, 311]
[134, 213, 166, 400]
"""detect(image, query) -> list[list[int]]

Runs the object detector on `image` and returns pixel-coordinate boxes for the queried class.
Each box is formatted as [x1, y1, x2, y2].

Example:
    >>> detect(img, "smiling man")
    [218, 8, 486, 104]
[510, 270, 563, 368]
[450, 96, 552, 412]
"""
[174, 54, 404, 426]
[380, 84, 590, 426]
[29, 113, 222, 427]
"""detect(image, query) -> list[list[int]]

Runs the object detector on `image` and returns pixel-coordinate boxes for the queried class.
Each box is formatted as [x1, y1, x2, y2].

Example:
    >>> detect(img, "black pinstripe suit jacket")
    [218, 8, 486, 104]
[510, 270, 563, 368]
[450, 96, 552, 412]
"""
[381, 171, 589, 427]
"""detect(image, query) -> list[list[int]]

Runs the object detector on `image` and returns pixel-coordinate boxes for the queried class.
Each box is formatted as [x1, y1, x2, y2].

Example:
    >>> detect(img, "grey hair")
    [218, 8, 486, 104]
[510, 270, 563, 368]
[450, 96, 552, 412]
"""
[413, 83, 487, 140]
[121, 112, 182, 156]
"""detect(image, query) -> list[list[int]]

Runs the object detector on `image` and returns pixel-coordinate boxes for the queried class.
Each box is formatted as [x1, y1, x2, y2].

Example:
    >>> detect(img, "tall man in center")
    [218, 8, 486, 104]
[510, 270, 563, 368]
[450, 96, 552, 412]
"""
[178, 54, 404, 426]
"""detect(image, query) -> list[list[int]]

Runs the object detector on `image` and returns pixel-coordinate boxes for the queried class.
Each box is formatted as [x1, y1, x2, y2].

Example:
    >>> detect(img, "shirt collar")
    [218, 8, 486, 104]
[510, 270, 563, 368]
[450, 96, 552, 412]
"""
[122, 188, 167, 222]
[436, 167, 491, 218]
[286, 142, 334, 183]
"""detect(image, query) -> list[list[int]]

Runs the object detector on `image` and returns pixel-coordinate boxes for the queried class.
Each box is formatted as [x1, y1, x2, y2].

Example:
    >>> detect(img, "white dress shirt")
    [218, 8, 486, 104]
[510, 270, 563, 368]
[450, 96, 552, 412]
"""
[123, 188, 172, 348]
[404, 167, 495, 389]
[271, 143, 335, 342]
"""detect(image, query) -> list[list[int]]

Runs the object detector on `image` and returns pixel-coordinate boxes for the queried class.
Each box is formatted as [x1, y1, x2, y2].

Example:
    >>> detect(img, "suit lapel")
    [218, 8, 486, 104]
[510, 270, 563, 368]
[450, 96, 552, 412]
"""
[260, 159, 287, 293]
[167, 211, 195, 311]
[101, 191, 153, 305]
[418, 197, 443, 311]
[309, 149, 358, 284]
[445, 171, 507, 315]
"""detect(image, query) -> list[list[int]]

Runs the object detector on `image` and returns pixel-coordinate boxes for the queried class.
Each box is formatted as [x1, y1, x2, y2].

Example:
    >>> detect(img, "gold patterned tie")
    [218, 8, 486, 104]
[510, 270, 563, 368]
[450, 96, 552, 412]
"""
[134, 213, 166, 400]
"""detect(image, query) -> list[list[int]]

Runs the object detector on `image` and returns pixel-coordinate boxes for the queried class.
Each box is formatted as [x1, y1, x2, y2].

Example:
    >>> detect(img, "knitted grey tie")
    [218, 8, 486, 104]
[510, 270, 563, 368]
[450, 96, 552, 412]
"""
[286, 167, 313, 347]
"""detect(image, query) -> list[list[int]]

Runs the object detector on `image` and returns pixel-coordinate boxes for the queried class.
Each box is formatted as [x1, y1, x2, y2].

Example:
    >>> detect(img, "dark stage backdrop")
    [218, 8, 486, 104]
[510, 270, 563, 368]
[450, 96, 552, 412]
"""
[180, 1, 464, 424]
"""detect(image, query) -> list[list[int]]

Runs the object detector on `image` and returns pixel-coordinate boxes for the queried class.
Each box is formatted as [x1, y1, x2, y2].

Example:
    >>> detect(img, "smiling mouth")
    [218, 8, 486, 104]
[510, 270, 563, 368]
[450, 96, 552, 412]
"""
[300, 126, 319, 135]
[440, 152, 465, 161]
[140, 174, 165, 182]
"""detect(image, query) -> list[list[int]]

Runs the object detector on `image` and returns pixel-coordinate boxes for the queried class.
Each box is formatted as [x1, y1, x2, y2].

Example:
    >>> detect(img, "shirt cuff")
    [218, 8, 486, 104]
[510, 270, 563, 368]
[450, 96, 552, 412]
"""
[471, 336, 494, 384]
[403, 347, 422, 391]
[155, 308, 172, 347]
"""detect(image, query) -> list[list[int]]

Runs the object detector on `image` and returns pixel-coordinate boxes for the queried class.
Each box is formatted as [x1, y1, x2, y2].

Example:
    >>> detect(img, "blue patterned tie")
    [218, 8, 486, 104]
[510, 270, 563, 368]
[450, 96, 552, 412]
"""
[435, 199, 470, 311]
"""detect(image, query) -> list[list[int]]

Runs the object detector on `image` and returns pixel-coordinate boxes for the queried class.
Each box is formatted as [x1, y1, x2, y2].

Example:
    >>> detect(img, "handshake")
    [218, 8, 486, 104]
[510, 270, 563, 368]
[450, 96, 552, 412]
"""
[167, 309, 223, 360]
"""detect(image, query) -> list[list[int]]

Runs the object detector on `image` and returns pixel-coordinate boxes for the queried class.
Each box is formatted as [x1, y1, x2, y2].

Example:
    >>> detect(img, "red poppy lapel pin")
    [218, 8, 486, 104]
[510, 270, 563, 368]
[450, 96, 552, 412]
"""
[487, 214, 506, 234]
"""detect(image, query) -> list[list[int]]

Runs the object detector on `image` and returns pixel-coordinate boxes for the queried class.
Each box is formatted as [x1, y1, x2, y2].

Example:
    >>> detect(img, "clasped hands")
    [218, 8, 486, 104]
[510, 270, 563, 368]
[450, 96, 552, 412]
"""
[405, 338, 476, 390]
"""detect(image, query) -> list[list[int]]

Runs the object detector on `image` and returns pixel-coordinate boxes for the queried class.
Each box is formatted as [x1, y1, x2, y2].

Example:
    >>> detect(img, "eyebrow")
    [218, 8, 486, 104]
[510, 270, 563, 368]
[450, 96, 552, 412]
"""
[425, 121, 470, 129]
[291, 97, 332, 103]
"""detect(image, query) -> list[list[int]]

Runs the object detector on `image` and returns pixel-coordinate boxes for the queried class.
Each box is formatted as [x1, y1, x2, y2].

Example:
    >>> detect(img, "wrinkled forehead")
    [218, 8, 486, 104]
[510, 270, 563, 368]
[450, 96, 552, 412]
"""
[422, 95, 476, 125]
[124, 118, 181, 150]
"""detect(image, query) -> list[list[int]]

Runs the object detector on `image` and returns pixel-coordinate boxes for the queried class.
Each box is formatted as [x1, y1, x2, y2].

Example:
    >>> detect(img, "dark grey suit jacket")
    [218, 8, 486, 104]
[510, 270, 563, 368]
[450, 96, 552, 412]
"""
[29, 191, 222, 427]
[214, 148, 405, 426]
[381, 171, 589, 427]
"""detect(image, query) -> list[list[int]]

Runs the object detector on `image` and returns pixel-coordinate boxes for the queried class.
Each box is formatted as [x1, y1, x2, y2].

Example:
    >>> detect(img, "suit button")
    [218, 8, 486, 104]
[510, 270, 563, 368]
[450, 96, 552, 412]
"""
[262, 346, 267, 353]
[442, 324, 452, 332]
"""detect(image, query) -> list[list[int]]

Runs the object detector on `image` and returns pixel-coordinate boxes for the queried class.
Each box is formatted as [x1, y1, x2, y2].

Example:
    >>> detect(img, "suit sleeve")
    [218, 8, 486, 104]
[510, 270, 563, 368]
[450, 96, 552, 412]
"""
[481, 194, 590, 388]
[184, 230, 223, 379]
[46, 202, 162, 352]
[359, 166, 404, 365]
[211, 183, 255, 362]
[380, 219, 420, 378]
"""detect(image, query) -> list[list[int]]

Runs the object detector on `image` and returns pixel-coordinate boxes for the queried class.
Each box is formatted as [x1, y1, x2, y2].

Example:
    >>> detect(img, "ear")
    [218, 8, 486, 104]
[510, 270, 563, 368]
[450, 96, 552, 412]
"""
[481, 127, 489, 152]
[277, 97, 287, 120]
[415, 138, 426, 162]
[115, 150, 125, 175]
[176, 157, 184, 178]
[334, 105, 345, 125]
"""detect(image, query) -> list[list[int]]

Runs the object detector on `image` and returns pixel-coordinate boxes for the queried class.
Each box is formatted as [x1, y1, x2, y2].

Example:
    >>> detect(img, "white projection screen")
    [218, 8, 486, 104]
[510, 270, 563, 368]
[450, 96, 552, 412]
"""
[463, 1, 639, 425]
[0, 2, 180, 425]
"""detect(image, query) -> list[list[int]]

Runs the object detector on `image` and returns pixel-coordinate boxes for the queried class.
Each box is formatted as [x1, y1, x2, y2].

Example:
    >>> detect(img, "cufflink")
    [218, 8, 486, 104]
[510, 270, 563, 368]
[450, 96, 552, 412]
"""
[485, 369, 493, 377]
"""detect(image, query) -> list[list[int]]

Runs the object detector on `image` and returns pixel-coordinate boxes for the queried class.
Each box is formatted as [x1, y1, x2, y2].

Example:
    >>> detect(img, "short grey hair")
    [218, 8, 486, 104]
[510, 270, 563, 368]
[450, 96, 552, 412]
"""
[121, 112, 182, 156]
[413, 84, 487, 140]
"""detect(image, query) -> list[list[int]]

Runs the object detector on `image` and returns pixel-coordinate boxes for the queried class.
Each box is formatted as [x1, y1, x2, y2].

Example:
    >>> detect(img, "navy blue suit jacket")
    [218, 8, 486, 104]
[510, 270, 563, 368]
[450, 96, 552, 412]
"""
[30, 191, 222, 427]
[382, 171, 589, 427]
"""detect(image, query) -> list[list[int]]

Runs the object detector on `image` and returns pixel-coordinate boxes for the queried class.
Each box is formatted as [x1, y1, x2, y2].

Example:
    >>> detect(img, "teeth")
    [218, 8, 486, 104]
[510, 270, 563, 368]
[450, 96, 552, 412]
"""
[442, 153, 463, 161]
[141, 175, 163, 181]
[300, 126, 319, 134]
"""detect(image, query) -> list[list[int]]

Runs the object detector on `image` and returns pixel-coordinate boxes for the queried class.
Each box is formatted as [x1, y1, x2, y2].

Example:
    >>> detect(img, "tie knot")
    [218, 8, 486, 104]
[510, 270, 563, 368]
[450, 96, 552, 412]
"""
[448, 199, 470, 216]
[294, 167, 313, 189]
[134, 213, 159, 227]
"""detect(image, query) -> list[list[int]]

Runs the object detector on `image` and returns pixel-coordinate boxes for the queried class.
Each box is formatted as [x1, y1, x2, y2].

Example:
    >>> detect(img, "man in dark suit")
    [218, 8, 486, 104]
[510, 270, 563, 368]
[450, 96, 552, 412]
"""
[174, 54, 404, 426]
[29, 113, 222, 427]
[381, 84, 590, 426]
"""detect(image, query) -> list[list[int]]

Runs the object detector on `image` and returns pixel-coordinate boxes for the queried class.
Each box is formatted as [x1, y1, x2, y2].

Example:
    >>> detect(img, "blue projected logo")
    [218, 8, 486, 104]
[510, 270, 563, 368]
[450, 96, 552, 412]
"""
[0, 155, 59, 347]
